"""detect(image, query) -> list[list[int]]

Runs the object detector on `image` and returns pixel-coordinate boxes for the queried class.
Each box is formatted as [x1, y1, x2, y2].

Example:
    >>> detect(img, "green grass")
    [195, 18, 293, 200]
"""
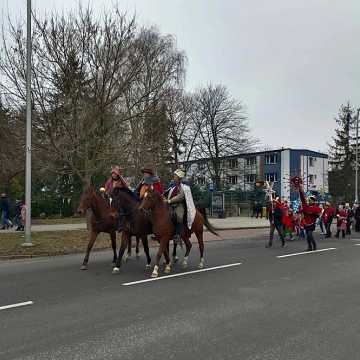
[0, 230, 115, 258]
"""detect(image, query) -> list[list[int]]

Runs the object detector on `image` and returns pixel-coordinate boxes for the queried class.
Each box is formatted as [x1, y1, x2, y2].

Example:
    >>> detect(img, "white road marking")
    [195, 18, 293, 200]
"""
[0, 301, 34, 312]
[277, 248, 336, 259]
[354, 244, 360, 246]
[122, 263, 242, 286]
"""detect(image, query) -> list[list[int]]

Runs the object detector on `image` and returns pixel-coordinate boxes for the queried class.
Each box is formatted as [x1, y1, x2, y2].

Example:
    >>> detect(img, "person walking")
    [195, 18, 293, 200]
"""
[0, 193, 12, 230]
[354, 203, 360, 232]
[266, 198, 286, 248]
[298, 184, 321, 251]
[335, 205, 347, 238]
[13, 199, 24, 231]
[345, 203, 354, 235]
[322, 202, 335, 238]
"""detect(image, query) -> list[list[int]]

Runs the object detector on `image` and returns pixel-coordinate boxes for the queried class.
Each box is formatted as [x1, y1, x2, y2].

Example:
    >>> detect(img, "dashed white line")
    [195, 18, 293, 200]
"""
[122, 262, 242, 286]
[0, 301, 34, 311]
[277, 248, 337, 259]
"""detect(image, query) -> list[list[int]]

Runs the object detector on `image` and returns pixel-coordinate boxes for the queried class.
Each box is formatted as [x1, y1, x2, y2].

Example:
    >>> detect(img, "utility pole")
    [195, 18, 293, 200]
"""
[355, 108, 360, 204]
[23, 0, 33, 246]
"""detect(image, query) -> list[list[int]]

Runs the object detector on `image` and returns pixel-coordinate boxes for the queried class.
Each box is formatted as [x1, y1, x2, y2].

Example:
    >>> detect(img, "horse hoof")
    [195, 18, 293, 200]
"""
[80, 265, 88, 270]
[198, 262, 204, 269]
[112, 267, 120, 274]
[182, 262, 188, 269]
[172, 256, 179, 263]
[164, 265, 171, 274]
[151, 271, 159, 278]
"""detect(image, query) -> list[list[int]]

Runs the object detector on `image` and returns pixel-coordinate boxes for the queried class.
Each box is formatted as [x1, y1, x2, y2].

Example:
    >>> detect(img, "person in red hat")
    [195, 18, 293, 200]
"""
[136, 168, 163, 200]
[104, 165, 128, 196]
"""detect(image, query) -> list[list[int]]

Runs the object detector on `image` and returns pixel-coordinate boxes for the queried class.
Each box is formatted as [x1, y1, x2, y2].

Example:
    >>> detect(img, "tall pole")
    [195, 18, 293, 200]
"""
[355, 108, 360, 204]
[23, 0, 33, 246]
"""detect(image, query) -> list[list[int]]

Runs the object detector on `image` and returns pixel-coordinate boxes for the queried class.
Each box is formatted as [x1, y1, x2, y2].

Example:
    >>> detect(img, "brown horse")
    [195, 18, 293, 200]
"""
[77, 186, 119, 270]
[139, 188, 219, 278]
[110, 187, 152, 273]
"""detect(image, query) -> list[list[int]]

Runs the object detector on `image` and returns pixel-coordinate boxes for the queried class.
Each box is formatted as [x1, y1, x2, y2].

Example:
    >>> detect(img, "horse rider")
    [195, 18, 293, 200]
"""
[136, 167, 163, 200]
[104, 165, 128, 231]
[164, 169, 191, 244]
[104, 165, 128, 196]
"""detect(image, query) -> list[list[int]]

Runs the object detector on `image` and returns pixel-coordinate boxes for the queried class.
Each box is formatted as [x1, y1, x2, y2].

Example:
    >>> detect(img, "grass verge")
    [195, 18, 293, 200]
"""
[0, 230, 114, 259]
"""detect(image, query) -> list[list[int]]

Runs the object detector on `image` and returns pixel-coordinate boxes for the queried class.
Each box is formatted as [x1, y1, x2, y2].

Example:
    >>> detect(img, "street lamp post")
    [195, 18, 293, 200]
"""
[355, 108, 360, 204]
[23, 0, 33, 246]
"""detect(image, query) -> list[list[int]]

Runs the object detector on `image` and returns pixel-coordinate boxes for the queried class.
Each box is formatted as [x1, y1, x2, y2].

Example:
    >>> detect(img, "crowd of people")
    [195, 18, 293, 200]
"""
[266, 192, 360, 250]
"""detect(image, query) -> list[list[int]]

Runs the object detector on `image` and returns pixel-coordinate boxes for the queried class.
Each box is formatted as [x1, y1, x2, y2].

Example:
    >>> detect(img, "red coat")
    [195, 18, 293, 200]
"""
[336, 209, 347, 229]
[299, 190, 321, 226]
[322, 207, 335, 224]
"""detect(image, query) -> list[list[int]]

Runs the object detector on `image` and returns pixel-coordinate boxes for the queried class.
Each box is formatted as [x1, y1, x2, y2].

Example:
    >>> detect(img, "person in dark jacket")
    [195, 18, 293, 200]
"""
[0, 193, 12, 230]
[354, 203, 360, 232]
[266, 198, 286, 248]
[345, 203, 354, 235]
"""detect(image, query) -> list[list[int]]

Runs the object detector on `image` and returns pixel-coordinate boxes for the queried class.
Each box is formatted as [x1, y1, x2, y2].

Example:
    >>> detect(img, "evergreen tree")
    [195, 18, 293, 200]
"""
[329, 102, 357, 202]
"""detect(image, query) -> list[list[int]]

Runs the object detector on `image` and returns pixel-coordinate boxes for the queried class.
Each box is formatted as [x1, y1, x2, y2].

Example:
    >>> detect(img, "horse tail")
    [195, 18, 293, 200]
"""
[199, 207, 220, 237]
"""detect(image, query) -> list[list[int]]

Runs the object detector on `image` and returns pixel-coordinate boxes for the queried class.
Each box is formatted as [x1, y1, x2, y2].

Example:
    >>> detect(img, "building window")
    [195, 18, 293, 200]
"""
[246, 157, 257, 166]
[228, 159, 238, 169]
[265, 173, 278, 182]
[308, 174, 317, 184]
[245, 174, 256, 183]
[228, 175, 238, 185]
[309, 157, 316, 167]
[265, 154, 277, 164]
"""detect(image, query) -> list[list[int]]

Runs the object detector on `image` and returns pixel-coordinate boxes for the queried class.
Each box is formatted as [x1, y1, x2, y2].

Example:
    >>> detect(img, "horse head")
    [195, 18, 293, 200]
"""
[77, 186, 96, 215]
[139, 188, 161, 211]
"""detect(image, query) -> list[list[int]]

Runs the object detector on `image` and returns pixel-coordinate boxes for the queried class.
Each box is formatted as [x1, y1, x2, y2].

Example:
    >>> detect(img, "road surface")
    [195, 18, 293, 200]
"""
[1, 231, 360, 360]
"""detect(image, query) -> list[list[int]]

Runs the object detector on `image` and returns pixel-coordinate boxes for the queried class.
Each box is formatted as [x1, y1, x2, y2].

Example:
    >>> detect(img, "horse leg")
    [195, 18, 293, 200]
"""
[141, 236, 152, 269]
[110, 231, 117, 265]
[136, 236, 140, 259]
[112, 232, 129, 273]
[196, 229, 205, 269]
[81, 230, 98, 270]
[164, 245, 171, 274]
[181, 235, 192, 269]
[151, 238, 169, 278]
[125, 236, 132, 262]
[172, 242, 179, 263]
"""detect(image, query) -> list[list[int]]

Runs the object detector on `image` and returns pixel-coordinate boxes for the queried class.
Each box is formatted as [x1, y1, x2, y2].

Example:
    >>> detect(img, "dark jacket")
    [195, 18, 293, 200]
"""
[0, 197, 10, 213]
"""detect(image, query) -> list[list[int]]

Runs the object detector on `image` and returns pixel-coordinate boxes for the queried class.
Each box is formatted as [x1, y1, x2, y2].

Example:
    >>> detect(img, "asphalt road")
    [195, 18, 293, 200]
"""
[1, 231, 360, 360]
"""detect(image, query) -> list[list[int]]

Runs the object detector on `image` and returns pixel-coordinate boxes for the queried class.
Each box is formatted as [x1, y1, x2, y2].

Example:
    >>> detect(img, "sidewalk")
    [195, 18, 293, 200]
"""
[0, 217, 269, 233]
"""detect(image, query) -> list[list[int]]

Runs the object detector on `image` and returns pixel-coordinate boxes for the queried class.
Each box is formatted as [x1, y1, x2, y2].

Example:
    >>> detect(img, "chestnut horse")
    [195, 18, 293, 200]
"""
[111, 187, 152, 273]
[77, 186, 119, 270]
[139, 188, 219, 278]
[78, 186, 143, 270]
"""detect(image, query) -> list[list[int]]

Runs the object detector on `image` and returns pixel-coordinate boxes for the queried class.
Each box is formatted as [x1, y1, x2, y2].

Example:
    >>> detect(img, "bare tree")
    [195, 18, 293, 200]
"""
[121, 26, 186, 182]
[0, 101, 24, 190]
[192, 84, 256, 190]
[0, 6, 142, 184]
